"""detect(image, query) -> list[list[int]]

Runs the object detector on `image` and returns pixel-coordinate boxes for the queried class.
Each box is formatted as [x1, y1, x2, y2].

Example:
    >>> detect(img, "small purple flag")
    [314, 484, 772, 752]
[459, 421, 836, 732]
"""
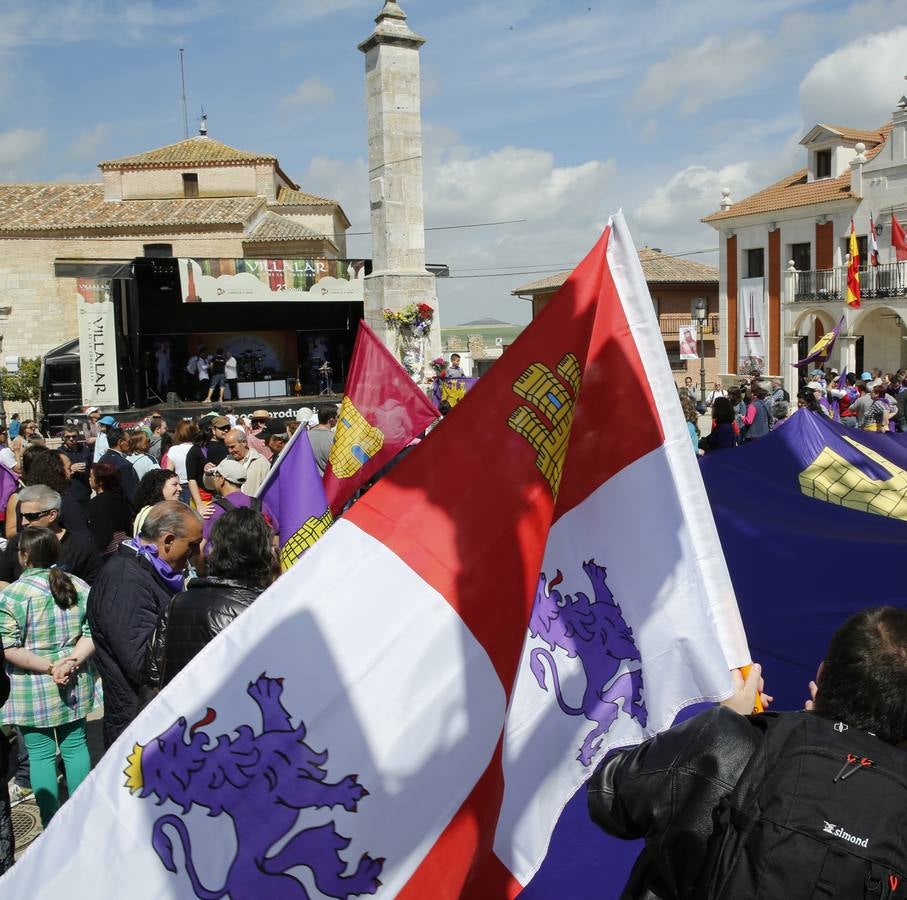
[256, 428, 332, 570]
[793, 316, 844, 368]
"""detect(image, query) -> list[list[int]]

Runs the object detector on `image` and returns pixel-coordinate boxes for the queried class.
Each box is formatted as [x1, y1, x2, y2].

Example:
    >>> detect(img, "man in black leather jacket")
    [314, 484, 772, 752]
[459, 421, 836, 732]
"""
[588, 606, 907, 899]
[148, 506, 277, 687]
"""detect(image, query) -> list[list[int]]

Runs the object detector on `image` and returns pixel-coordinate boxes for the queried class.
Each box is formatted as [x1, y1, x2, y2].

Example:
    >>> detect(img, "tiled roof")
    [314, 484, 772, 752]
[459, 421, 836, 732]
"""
[702, 169, 853, 222]
[270, 187, 351, 228]
[244, 211, 332, 244]
[512, 247, 717, 295]
[0, 183, 264, 233]
[816, 124, 886, 144]
[637, 247, 718, 282]
[704, 123, 891, 223]
[511, 270, 573, 293]
[272, 187, 339, 206]
[99, 136, 277, 169]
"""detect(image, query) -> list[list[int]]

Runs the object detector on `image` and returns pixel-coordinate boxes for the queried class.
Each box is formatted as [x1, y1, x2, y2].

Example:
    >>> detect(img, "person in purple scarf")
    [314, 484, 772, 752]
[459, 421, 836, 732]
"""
[87, 501, 203, 747]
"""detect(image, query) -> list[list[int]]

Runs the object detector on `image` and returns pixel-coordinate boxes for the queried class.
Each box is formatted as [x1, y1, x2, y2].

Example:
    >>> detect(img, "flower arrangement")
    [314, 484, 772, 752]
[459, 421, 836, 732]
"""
[430, 356, 448, 377]
[383, 303, 435, 337]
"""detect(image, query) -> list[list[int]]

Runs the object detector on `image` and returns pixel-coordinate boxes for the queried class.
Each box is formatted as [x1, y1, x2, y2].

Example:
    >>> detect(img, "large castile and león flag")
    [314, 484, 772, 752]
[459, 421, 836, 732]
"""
[2, 214, 752, 898]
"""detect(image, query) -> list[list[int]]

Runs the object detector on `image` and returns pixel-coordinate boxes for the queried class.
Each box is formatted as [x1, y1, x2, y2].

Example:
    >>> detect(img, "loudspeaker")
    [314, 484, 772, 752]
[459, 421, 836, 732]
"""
[166, 392, 182, 406]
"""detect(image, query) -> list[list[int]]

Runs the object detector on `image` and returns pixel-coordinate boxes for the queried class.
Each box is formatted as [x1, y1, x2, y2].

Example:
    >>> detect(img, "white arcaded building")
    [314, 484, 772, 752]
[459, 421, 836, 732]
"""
[704, 93, 907, 395]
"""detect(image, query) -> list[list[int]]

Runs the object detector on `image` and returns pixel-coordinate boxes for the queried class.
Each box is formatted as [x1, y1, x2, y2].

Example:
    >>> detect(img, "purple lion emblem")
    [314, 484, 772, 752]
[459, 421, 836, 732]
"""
[123, 674, 384, 899]
[529, 560, 647, 766]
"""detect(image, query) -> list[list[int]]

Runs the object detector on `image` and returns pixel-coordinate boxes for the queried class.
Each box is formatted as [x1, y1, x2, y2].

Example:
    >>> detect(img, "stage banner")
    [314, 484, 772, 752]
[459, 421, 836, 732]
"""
[679, 324, 698, 360]
[178, 258, 367, 303]
[431, 376, 479, 408]
[75, 277, 119, 407]
[738, 276, 766, 376]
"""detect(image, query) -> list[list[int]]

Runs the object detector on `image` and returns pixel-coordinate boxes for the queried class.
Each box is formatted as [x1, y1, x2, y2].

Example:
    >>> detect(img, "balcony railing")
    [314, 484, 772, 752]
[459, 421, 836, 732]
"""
[658, 312, 719, 337]
[787, 262, 907, 302]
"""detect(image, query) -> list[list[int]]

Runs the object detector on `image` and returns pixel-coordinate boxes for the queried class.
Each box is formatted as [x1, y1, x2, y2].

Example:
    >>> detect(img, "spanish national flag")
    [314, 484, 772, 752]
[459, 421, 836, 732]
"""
[846, 219, 861, 309]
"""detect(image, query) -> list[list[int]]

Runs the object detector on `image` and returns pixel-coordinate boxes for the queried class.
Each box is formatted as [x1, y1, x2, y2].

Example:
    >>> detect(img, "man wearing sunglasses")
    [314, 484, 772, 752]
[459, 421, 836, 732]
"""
[0, 485, 102, 588]
[60, 428, 92, 509]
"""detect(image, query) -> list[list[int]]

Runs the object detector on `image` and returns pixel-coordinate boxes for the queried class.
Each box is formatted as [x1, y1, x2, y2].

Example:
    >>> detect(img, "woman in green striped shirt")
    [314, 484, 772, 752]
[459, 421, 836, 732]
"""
[0, 527, 98, 826]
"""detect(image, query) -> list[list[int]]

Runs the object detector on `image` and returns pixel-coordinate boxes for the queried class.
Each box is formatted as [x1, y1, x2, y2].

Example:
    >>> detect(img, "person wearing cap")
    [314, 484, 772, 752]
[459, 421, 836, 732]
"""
[81, 408, 100, 449]
[92, 415, 117, 464]
[245, 410, 273, 461]
[202, 459, 277, 545]
[265, 431, 288, 466]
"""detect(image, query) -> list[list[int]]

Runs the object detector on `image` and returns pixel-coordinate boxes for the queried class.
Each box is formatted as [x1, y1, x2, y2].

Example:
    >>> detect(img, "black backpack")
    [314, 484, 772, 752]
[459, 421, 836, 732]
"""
[702, 712, 907, 900]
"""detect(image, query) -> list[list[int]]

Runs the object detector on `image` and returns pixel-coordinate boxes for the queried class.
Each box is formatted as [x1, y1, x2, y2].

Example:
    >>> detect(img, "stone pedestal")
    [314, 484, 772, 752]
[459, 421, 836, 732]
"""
[359, 1, 441, 379]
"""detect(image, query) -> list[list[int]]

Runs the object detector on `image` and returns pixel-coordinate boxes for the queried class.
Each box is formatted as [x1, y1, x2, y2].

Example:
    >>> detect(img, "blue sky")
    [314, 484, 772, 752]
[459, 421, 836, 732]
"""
[1, 0, 906, 324]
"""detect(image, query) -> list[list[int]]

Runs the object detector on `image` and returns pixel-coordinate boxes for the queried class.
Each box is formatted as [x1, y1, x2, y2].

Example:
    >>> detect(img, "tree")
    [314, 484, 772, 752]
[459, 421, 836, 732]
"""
[2, 356, 42, 421]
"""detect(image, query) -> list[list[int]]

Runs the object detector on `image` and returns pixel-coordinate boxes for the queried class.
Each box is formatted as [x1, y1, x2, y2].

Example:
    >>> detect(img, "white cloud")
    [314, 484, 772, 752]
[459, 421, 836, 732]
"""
[68, 123, 111, 160]
[299, 130, 616, 324]
[0, 1, 220, 49]
[630, 161, 756, 259]
[798, 27, 907, 129]
[281, 76, 336, 109]
[633, 32, 777, 115]
[0, 128, 46, 178]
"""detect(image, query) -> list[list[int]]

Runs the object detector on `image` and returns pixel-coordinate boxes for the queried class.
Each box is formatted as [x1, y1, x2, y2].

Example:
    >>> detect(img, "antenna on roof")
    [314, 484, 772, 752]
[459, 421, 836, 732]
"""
[199, 107, 207, 136]
[179, 49, 189, 140]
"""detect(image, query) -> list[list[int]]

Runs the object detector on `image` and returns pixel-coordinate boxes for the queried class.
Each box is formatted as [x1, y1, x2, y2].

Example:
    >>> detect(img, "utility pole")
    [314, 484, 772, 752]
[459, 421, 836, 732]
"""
[179, 49, 189, 140]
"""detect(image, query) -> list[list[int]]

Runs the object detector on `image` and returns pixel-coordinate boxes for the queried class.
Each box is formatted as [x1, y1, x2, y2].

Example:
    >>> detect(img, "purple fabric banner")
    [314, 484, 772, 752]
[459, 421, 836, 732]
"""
[256, 428, 333, 570]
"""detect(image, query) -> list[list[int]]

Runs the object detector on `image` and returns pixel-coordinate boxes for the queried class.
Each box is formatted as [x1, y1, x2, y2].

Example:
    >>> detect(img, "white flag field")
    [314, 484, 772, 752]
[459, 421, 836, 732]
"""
[2, 212, 750, 898]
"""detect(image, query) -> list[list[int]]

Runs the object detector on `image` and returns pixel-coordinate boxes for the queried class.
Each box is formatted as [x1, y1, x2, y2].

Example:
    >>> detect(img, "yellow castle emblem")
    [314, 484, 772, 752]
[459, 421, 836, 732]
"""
[507, 353, 581, 500]
[328, 397, 385, 479]
[800, 435, 907, 521]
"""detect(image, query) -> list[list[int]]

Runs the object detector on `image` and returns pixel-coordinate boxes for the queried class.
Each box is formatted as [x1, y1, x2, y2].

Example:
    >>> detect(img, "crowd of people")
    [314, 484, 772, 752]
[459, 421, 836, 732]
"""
[679, 365, 907, 454]
[0, 401, 341, 868]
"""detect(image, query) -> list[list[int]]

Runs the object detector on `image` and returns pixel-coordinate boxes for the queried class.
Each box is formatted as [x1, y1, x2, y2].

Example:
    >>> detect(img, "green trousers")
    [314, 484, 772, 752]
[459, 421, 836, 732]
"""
[20, 719, 90, 827]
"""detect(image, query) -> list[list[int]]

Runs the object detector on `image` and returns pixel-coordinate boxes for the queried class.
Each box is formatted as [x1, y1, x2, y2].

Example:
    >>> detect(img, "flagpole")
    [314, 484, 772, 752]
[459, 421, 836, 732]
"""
[254, 414, 312, 499]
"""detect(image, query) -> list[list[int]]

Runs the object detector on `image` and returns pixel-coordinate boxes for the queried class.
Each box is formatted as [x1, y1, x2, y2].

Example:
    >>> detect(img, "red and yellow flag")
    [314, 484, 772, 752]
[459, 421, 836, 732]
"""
[846, 219, 861, 309]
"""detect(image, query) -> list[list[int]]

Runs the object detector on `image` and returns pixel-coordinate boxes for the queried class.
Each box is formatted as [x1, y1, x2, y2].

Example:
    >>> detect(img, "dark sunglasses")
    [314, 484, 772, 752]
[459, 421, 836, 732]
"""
[21, 508, 56, 522]
[214, 425, 230, 431]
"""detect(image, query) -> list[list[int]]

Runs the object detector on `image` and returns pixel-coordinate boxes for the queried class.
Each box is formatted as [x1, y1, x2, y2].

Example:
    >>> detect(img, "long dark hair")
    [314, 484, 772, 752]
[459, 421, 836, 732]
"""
[712, 396, 735, 425]
[18, 527, 78, 610]
[23, 448, 70, 494]
[208, 507, 277, 588]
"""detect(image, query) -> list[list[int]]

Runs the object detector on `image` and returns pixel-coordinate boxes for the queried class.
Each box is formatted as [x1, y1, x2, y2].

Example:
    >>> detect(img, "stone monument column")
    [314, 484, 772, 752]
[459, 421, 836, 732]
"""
[359, 0, 441, 380]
